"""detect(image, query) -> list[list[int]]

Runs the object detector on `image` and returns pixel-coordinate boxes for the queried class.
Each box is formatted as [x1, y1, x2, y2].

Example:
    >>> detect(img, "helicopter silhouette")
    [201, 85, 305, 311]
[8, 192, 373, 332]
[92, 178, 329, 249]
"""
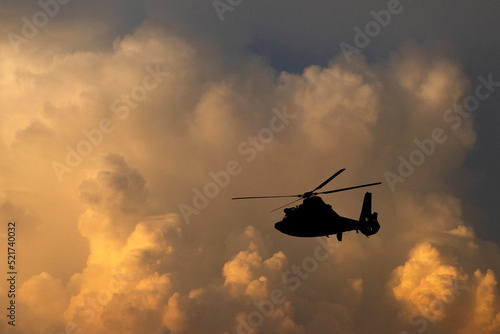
[232, 169, 381, 241]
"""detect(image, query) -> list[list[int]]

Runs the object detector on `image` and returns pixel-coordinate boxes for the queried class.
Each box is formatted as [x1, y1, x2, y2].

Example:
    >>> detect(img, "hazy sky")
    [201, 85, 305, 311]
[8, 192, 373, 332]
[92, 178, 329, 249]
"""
[1, 1, 500, 333]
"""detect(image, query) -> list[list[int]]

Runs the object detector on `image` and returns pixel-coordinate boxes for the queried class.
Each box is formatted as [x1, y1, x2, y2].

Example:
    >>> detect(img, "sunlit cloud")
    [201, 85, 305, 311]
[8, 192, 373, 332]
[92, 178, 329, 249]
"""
[0, 9, 499, 333]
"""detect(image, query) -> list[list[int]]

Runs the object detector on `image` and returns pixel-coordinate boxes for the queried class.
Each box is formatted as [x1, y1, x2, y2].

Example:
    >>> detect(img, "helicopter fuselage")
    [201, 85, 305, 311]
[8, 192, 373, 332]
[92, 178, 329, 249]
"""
[275, 214, 359, 237]
[273, 195, 379, 240]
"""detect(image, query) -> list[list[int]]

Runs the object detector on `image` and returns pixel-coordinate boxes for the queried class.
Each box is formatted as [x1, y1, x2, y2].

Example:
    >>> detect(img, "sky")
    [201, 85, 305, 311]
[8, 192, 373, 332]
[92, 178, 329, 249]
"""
[0, 0, 500, 333]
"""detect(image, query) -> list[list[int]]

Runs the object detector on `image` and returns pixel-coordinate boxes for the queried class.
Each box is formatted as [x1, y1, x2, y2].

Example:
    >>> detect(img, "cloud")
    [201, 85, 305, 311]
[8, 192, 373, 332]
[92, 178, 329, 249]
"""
[0, 17, 499, 334]
[277, 61, 381, 153]
[446, 225, 475, 238]
[390, 242, 500, 334]
[79, 154, 148, 216]
[460, 269, 500, 334]
[16, 272, 69, 333]
[389, 242, 468, 322]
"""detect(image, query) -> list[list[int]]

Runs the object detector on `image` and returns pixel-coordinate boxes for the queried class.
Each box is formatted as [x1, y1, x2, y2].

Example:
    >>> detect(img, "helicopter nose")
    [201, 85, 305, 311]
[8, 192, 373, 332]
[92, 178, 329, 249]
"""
[274, 221, 283, 232]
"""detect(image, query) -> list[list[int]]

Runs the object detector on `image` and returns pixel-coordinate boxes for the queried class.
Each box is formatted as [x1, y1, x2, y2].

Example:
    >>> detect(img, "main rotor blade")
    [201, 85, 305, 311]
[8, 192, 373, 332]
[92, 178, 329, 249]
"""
[270, 198, 303, 213]
[312, 168, 346, 192]
[316, 182, 382, 195]
[232, 195, 300, 200]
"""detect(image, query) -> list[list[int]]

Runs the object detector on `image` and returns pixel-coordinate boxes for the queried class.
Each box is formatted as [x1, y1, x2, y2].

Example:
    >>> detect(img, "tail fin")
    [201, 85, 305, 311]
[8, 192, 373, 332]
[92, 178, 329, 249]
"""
[359, 192, 372, 222]
[359, 192, 380, 237]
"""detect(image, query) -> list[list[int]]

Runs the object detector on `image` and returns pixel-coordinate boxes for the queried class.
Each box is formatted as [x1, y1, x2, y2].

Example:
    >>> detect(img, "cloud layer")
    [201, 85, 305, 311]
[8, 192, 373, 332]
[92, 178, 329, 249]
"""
[0, 18, 499, 334]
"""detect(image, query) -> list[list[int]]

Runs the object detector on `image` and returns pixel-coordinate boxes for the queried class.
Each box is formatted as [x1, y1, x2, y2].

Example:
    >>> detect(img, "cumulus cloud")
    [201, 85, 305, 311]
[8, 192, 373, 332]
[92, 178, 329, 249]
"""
[390, 242, 468, 322]
[389, 242, 500, 334]
[460, 269, 500, 334]
[0, 15, 499, 334]
[17, 272, 69, 333]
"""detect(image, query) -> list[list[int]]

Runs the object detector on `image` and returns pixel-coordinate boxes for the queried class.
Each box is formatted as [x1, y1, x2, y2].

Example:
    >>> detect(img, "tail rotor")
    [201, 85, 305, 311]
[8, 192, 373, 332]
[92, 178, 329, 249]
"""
[358, 192, 380, 237]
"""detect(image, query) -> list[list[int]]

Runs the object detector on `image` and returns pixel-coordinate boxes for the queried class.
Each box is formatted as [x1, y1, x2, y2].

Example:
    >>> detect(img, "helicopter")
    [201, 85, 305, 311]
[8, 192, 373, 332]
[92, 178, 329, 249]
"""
[232, 169, 381, 241]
